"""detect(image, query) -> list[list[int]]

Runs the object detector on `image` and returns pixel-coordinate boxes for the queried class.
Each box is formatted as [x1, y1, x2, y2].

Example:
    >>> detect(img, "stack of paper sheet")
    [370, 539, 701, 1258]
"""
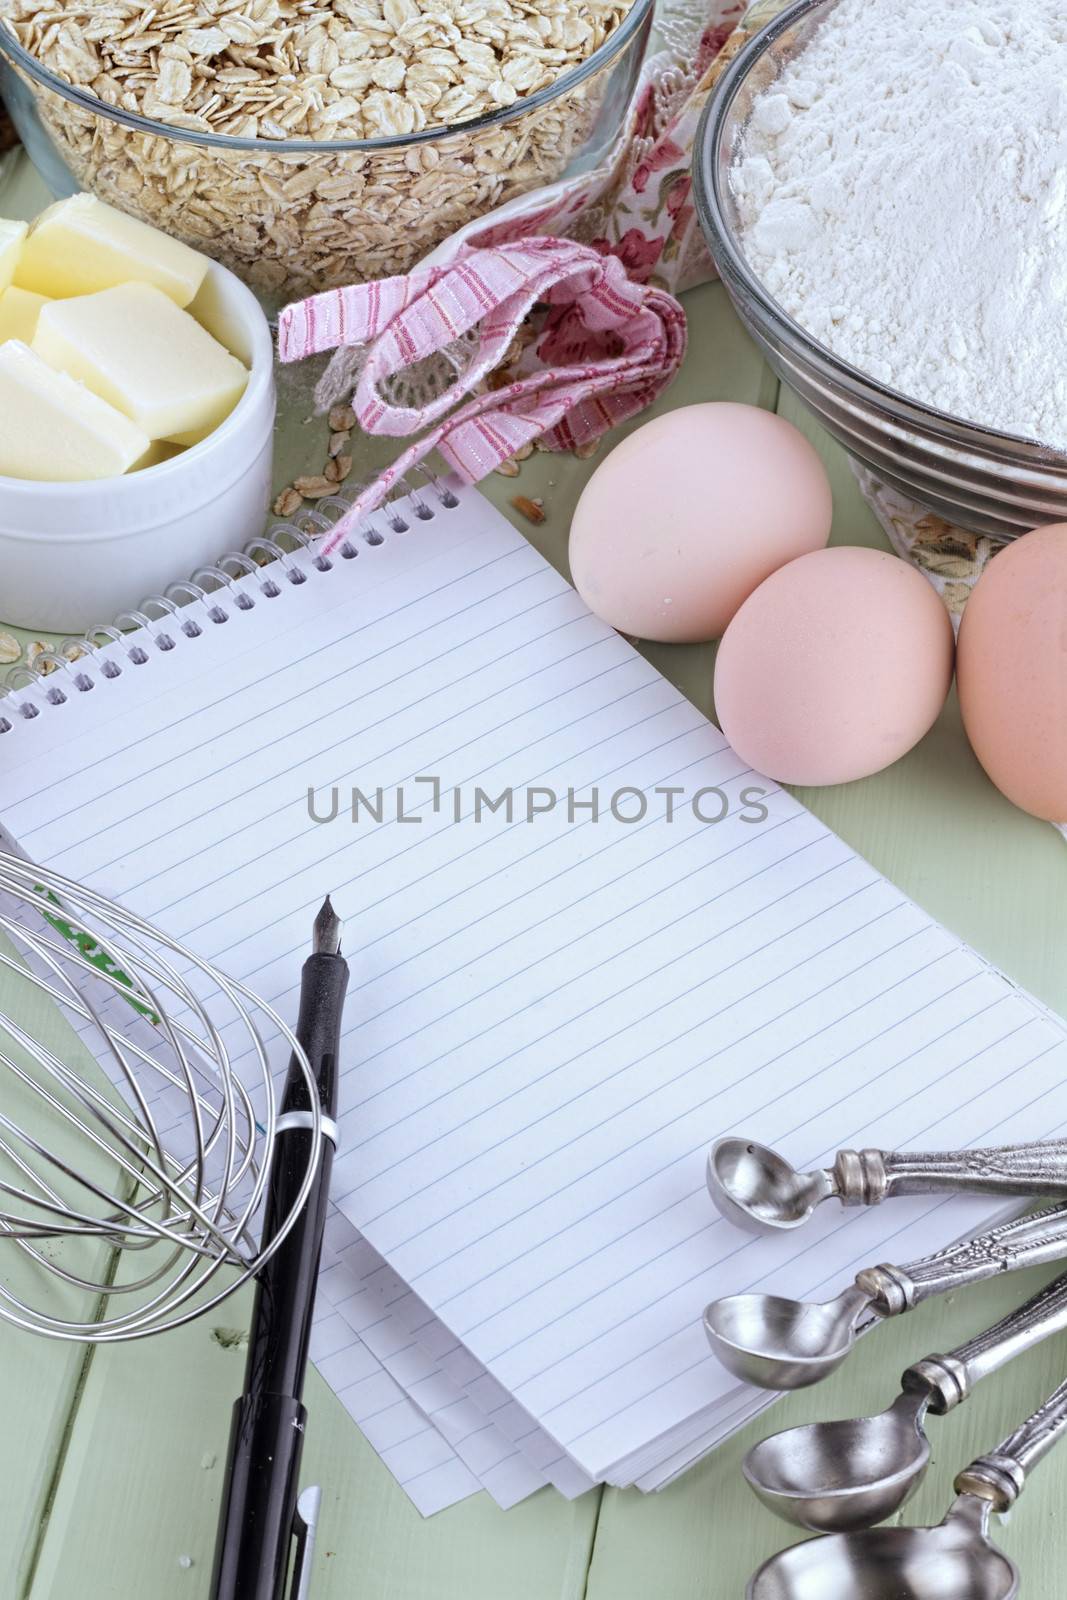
[3, 482, 1066, 1514]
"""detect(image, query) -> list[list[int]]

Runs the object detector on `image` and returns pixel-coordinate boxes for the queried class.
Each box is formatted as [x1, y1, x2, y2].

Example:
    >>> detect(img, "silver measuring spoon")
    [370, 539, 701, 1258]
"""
[705, 1200, 1067, 1389]
[708, 1135, 1067, 1235]
[743, 1267, 1067, 1533]
[747, 1374, 1067, 1600]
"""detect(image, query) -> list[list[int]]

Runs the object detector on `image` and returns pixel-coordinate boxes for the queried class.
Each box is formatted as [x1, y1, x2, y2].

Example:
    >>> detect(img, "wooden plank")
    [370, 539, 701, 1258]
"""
[29, 1280, 601, 1599]
[0, 936, 131, 1597]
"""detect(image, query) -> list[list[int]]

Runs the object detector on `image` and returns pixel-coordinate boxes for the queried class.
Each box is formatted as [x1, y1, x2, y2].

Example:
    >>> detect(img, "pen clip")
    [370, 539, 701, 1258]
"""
[288, 1484, 322, 1600]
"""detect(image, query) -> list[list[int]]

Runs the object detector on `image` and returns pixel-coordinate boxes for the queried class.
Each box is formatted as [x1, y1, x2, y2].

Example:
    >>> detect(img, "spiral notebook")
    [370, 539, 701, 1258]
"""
[2, 473, 1067, 1514]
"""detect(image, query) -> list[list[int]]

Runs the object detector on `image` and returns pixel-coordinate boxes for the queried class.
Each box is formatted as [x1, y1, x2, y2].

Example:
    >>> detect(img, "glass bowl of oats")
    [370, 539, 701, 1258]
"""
[0, 0, 653, 303]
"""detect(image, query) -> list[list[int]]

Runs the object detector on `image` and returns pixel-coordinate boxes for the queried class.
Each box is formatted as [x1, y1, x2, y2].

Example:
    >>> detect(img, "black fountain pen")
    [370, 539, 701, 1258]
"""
[211, 897, 349, 1600]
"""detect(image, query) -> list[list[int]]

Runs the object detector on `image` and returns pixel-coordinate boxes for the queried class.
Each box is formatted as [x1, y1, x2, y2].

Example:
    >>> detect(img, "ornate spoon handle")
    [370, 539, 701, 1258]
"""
[856, 1201, 1067, 1314]
[832, 1138, 1067, 1206]
[954, 1376, 1067, 1511]
[902, 1268, 1067, 1414]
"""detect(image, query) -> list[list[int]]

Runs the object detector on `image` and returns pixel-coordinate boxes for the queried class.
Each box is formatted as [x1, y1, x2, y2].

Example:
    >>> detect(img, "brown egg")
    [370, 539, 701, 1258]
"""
[714, 546, 955, 786]
[957, 522, 1067, 822]
[568, 403, 832, 643]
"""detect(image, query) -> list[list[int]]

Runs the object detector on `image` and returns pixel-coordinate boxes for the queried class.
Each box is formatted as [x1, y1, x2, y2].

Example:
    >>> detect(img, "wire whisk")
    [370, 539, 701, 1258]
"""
[0, 850, 322, 1342]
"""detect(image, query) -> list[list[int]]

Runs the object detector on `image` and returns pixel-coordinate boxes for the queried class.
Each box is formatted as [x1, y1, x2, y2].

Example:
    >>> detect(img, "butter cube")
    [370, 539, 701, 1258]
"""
[34, 282, 249, 444]
[131, 440, 183, 471]
[0, 340, 150, 481]
[15, 195, 208, 306]
[0, 287, 50, 345]
[0, 219, 28, 292]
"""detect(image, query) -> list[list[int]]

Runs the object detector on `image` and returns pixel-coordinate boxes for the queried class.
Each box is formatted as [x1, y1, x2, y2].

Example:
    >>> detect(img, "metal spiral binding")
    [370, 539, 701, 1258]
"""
[0, 466, 461, 730]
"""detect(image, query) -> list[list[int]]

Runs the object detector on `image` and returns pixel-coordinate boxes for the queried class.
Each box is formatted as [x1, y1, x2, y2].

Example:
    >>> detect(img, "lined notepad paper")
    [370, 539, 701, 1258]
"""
[3, 478, 1066, 1511]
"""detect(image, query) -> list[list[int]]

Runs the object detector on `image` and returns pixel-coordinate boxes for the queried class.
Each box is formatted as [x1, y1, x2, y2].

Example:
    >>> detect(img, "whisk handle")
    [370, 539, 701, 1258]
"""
[212, 1392, 307, 1600]
[211, 910, 349, 1600]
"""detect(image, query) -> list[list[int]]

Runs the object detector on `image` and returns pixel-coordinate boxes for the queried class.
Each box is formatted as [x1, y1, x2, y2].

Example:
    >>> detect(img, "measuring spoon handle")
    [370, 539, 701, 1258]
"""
[856, 1201, 1067, 1314]
[832, 1139, 1067, 1206]
[954, 1376, 1067, 1511]
[903, 1267, 1067, 1414]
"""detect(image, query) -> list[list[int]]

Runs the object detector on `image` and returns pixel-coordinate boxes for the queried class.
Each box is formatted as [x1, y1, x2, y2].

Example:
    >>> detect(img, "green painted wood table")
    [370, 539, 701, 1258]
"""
[3, 152, 1067, 1600]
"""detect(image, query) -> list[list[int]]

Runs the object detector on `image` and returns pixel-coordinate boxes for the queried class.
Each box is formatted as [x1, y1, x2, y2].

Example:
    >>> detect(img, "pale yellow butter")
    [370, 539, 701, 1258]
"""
[34, 282, 249, 444]
[0, 219, 28, 293]
[0, 287, 50, 345]
[131, 440, 183, 471]
[0, 340, 150, 481]
[15, 195, 208, 306]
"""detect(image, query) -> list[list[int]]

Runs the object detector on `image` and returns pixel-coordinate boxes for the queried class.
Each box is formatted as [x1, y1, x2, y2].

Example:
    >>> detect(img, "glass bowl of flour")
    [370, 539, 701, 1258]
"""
[694, 0, 1067, 541]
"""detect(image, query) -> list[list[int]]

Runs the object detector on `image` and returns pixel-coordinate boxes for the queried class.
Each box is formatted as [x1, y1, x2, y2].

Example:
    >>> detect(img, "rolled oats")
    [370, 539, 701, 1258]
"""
[272, 486, 304, 516]
[293, 474, 336, 497]
[2, 0, 637, 296]
[511, 493, 545, 524]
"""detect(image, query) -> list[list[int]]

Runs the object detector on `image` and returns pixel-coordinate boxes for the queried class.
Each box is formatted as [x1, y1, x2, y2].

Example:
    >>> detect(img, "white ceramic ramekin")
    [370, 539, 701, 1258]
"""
[0, 258, 275, 633]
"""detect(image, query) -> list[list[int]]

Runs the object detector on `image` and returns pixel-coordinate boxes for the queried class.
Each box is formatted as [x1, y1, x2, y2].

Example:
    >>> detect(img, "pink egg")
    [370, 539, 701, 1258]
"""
[714, 546, 955, 786]
[568, 402, 832, 643]
[957, 523, 1067, 822]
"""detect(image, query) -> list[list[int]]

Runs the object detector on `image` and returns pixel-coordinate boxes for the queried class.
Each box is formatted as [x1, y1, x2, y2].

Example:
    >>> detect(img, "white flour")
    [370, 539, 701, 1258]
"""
[733, 0, 1067, 448]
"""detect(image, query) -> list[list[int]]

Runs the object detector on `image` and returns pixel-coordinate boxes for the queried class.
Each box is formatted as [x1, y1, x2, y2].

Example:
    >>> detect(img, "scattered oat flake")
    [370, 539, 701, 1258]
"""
[27, 640, 56, 673]
[0, 633, 21, 665]
[294, 474, 335, 498]
[328, 430, 351, 458]
[273, 487, 304, 517]
[511, 494, 545, 524]
[328, 407, 356, 432]
[495, 457, 520, 478]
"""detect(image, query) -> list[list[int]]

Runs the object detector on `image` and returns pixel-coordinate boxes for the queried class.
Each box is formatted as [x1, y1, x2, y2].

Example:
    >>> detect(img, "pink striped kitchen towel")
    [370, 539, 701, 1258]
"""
[277, 236, 687, 555]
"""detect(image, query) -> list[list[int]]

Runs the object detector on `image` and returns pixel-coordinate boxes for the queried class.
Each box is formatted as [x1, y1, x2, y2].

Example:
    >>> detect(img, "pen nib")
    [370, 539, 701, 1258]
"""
[313, 895, 342, 955]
